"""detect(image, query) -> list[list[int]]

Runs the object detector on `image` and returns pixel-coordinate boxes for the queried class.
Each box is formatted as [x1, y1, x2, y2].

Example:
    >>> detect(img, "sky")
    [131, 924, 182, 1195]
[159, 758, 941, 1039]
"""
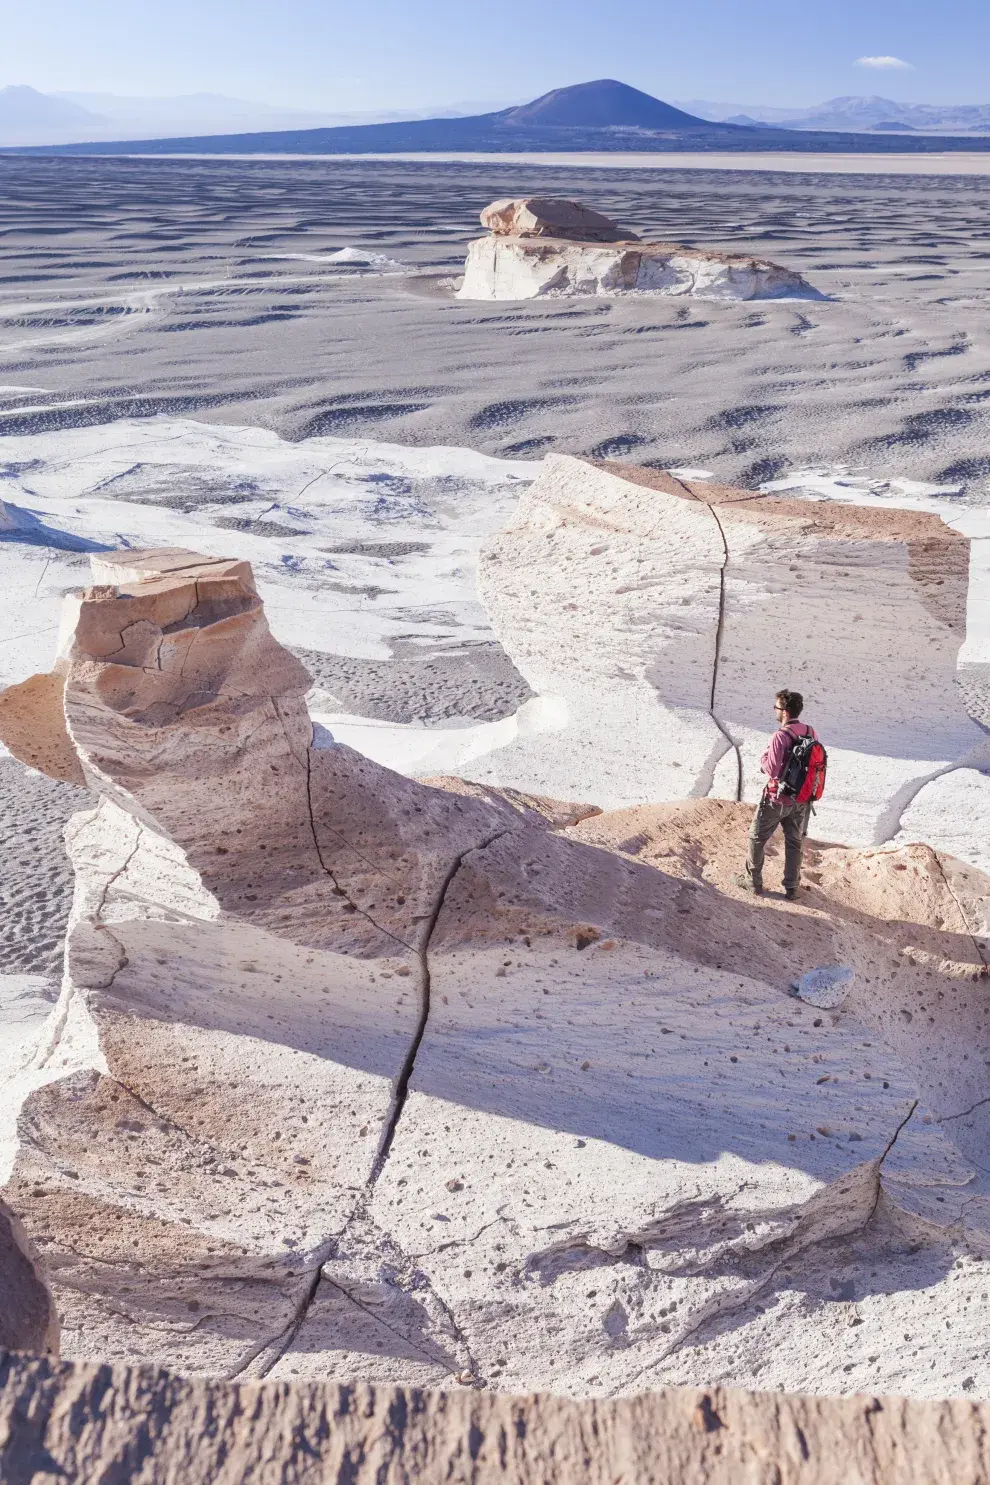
[2, 0, 989, 111]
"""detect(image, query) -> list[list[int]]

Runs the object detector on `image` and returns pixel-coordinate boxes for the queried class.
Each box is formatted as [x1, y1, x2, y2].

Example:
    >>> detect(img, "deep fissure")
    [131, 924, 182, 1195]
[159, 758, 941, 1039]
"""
[669, 473, 742, 802]
[228, 1248, 334, 1382]
[370, 825, 511, 1184]
[224, 754, 508, 1378]
[704, 500, 743, 803]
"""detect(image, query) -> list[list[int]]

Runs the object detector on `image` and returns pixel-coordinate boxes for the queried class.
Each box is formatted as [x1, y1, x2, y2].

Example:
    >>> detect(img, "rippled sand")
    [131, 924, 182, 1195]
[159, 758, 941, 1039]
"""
[2, 155, 990, 493]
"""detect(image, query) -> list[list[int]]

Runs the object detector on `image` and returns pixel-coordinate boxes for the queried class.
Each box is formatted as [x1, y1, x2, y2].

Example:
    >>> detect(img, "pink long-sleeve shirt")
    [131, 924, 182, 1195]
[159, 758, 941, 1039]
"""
[760, 721, 816, 797]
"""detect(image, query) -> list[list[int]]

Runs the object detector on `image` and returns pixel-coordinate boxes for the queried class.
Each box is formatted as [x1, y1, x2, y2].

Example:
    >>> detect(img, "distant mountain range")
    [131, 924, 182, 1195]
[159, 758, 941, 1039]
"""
[675, 94, 990, 134]
[7, 79, 990, 156]
[3, 81, 755, 155]
[0, 84, 517, 147]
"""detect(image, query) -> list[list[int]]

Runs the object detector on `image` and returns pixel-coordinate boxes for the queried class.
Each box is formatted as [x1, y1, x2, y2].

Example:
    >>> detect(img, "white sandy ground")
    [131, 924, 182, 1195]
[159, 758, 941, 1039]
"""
[10, 156, 990, 491]
[311, 152, 990, 177]
[0, 420, 539, 683]
[1, 420, 987, 679]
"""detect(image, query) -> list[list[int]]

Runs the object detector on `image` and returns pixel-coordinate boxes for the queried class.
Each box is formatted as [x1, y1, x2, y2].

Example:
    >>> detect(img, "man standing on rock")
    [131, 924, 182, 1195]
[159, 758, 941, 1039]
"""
[736, 689, 820, 901]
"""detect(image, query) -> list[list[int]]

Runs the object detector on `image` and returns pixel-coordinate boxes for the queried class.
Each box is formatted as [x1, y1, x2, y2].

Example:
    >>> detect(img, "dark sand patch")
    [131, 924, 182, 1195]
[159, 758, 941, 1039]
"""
[0, 759, 86, 974]
[958, 666, 990, 732]
[291, 640, 533, 724]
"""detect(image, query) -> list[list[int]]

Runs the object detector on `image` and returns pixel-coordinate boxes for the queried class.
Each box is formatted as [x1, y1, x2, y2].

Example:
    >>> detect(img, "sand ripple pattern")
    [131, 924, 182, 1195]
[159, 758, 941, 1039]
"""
[2, 157, 990, 492]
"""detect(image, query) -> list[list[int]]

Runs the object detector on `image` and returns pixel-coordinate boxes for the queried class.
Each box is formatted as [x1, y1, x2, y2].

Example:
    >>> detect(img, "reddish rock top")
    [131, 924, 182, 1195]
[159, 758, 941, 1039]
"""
[480, 196, 638, 242]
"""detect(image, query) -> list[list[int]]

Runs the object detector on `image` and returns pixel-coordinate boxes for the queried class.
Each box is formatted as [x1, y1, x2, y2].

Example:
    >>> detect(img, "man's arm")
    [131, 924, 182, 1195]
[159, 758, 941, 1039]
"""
[760, 728, 791, 780]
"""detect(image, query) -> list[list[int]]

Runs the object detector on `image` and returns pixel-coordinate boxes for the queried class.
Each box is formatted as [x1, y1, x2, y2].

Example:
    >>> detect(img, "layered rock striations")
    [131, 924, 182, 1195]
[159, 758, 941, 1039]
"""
[468, 455, 990, 850]
[459, 197, 818, 301]
[1, 547, 990, 1401]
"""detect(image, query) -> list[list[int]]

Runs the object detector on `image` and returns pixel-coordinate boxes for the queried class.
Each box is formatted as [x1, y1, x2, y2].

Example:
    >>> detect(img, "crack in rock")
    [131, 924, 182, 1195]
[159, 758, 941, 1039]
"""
[704, 502, 743, 804]
[318, 1275, 455, 1371]
[303, 748, 411, 951]
[369, 826, 511, 1184]
[339, 1205, 480, 1381]
[233, 792, 509, 1383]
[247, 1261, 328, 1381]
[940, 1094, 990, 1123]
[669, 474, 742, 802]
[932, 849, 989, 974]
[249, 1201, 475, 1383]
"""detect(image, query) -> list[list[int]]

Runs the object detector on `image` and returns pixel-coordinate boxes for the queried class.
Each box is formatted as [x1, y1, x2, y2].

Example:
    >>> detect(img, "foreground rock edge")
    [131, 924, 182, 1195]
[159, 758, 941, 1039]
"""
[3, 1348, 990, 1484]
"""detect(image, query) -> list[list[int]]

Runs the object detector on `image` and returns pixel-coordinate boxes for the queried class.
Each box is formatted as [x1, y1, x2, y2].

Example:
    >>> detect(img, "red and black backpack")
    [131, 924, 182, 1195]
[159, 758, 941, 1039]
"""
[777, 727, 828, 804]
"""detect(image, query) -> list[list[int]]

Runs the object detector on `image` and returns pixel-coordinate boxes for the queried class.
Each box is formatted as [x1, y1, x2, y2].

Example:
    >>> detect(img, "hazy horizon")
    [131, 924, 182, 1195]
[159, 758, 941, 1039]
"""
[4, 0, 988, 114]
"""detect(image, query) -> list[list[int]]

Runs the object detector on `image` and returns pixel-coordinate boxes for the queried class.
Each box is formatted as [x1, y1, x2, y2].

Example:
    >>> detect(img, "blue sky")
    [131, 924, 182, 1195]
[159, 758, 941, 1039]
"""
[3, 0, 988, 109]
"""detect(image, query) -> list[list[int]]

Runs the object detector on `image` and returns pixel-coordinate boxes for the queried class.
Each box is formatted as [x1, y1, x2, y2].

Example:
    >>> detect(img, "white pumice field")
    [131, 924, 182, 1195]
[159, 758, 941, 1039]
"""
[1, 154, 990, 1482]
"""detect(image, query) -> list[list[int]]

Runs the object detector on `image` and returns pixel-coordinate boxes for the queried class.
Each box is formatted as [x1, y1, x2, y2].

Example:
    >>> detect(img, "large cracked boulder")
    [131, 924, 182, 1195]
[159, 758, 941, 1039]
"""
[1, 548, 990, 1402]
[464, 455, 990, 852]
[459, 198, 817, 301]
[0, 548, 520, 1376]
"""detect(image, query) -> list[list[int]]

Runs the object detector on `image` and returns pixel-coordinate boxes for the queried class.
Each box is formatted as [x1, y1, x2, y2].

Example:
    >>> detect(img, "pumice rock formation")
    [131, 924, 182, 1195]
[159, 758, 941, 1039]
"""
[0, 547, 524, 1377]
[459, 197, 818, 301]
[1, 548, 990, 1404]
[468, 455, 990, 852]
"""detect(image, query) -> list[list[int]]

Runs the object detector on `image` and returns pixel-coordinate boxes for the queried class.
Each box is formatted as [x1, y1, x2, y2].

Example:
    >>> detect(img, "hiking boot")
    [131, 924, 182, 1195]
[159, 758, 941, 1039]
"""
[784, 886, 799, 901]
[733, 872, 763, 896]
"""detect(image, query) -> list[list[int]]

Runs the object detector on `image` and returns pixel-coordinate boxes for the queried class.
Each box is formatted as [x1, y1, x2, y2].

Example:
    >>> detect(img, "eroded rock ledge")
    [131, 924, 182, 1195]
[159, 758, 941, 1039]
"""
[0, 548, 989, 1402]
[4, 1349, 990, 1485]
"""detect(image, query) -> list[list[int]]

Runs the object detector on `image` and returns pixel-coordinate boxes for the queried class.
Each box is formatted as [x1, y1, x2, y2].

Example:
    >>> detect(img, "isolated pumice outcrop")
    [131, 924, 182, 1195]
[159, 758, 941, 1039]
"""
[459, 197, 819, 301]
[1, 547, 990, 1402]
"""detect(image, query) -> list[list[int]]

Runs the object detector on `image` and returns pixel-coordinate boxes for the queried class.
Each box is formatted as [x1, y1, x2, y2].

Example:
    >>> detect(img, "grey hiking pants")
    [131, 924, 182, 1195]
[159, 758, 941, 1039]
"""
[746, 792, 811, 891]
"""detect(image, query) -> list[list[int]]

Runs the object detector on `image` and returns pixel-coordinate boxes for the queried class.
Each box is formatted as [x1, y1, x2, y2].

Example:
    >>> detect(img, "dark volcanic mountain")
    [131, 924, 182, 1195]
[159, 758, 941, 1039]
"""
[502, 79, 711, 130]
[9, 77, 990, 156]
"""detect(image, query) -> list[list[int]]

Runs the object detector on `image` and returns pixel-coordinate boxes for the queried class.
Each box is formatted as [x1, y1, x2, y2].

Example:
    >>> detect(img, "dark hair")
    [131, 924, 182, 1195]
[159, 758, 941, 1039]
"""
[776, 688, 803, 718]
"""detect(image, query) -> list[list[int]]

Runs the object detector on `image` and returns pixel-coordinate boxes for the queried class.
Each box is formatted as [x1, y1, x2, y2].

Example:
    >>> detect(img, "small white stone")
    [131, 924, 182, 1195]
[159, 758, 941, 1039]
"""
[792, 965, 855, 1009]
